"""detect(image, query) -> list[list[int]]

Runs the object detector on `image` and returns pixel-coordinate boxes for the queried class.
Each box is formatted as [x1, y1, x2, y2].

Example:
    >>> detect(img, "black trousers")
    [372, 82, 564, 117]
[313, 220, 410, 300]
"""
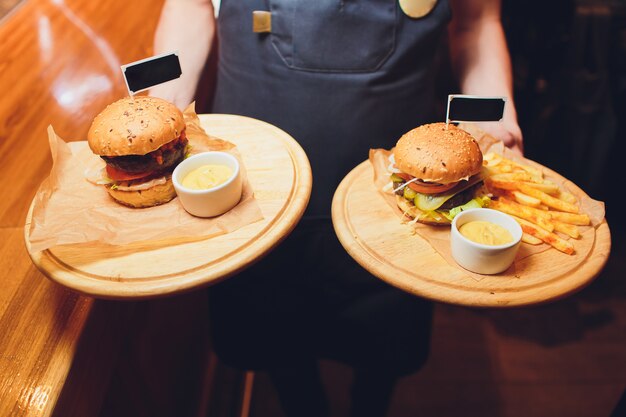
[208, 218, 433, 376]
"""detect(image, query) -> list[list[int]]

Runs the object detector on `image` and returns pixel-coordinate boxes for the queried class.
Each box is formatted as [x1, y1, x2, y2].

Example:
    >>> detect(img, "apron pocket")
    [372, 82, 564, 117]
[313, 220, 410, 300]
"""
[269, 0, 397, 73]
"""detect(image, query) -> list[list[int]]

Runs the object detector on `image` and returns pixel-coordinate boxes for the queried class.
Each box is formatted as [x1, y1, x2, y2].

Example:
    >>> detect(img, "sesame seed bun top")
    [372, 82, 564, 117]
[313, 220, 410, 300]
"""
[87, 96, 185, 156]
[393, 123, 483, 184]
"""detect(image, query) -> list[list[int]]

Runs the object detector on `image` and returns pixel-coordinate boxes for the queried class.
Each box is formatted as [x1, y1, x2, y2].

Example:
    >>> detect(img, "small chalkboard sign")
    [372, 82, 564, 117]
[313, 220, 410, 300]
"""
[121, 52, 182, 95]
[446, 95, 506, 123]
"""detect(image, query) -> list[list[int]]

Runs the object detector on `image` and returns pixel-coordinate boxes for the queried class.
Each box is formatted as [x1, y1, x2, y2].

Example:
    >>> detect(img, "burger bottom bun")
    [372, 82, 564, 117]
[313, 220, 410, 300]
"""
[106, 178, 177, 208]
[395, 195, 450, 226]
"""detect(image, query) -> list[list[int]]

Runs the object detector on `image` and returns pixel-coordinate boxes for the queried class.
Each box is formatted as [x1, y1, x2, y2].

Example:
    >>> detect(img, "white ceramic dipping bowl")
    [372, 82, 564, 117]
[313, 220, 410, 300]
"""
[450, 208, 523, 275]
[173, 151, 242, 218]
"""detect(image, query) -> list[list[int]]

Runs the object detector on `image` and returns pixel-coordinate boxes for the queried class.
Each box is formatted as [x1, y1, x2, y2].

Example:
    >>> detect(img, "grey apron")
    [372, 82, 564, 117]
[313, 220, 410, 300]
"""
[209, 0, 450, 374]
[213, 0, 451, 217]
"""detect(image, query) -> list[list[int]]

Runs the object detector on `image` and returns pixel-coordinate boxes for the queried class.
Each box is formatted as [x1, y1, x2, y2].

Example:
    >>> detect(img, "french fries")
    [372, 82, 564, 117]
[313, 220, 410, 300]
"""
[549, 211, 590, 226]
[521, 233, 543, 245]
[516, 183, 579, 213]
[489, 198, 554, 232]
[482, 152, 592, 255]
[513, 216, 575, 255]
[484, 153, 542, 181]
[489, 172, 535, 183]
[484, 178, 518, 191]
[510, 190, 542, 208]
[553, 221, 580, 239]
[519, 181, 560, 195]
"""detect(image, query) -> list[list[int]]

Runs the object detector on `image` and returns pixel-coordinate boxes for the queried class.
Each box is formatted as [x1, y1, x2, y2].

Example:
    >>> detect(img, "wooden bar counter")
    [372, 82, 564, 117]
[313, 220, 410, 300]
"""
[0, 2, 216, 416]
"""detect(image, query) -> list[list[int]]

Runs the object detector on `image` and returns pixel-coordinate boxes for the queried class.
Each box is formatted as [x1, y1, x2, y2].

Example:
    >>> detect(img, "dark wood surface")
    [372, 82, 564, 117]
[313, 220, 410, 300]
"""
[0, 1, 214, 416]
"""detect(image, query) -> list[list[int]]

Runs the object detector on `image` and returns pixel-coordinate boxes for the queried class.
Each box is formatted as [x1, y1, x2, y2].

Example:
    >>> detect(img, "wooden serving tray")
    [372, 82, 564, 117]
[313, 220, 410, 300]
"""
[332, 160, 611, 307]
[24, 114, 312, 299]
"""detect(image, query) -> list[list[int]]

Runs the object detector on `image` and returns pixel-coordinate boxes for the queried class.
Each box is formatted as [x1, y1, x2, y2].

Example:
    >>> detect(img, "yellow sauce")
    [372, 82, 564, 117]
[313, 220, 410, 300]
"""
[182, 164, 233, 190]
[458, 221, 513, 246]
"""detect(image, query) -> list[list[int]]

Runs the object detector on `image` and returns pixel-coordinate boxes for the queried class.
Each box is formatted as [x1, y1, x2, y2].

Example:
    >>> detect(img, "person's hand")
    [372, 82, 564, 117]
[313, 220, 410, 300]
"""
[475, 100, 524, 155]
[476, 118, 524, 156]
[149, 78, 197, 111]
[150, 0, 215, 110]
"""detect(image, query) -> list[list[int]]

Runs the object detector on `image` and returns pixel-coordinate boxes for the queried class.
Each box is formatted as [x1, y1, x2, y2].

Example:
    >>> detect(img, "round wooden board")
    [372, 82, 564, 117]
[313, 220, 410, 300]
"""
[332, 161, 611, 307]
[24, 114, 312, 300]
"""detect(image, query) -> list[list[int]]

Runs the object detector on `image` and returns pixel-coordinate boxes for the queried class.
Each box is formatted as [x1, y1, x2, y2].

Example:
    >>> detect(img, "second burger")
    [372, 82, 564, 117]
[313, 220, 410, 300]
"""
[389, 122, 488, 225]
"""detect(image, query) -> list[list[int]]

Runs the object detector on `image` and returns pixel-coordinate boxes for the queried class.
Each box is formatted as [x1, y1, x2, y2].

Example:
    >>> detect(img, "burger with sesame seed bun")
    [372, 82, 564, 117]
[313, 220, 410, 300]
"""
[389, 123, 488, 225]
[86, 96, 188, 208]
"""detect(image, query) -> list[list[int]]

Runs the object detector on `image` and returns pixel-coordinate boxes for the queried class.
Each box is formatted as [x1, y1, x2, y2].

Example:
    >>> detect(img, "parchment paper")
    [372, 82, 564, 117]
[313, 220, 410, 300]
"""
[369, 132, 606, 281]
[28, 104, 264, 252]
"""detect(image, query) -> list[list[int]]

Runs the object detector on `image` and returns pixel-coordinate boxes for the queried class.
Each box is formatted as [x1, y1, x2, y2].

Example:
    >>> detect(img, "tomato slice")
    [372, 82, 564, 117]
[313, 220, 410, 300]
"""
[396, 173, 458, 194]
[105, 165, 153, 181]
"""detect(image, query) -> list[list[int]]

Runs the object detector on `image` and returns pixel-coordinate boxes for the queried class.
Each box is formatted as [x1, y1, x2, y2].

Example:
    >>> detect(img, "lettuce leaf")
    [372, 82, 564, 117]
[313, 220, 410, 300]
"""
[440, 196, 491, 221]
